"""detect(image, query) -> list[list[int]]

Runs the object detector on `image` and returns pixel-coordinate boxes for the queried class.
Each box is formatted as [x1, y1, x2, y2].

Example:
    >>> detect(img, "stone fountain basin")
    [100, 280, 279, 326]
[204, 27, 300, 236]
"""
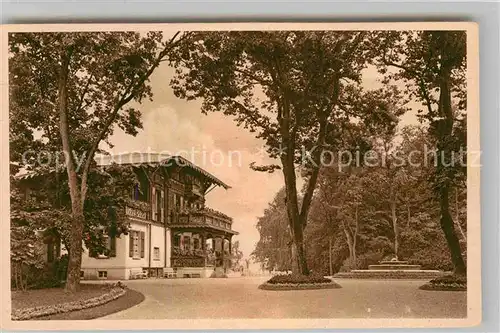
[368, 264, 422, 270]
[379, 260, 409, 265]
[334, 269, 445, 279]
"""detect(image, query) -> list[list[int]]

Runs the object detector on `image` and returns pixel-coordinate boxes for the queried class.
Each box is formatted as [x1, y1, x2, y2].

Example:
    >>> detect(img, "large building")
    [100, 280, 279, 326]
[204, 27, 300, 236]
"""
[17, 153, 238, 280]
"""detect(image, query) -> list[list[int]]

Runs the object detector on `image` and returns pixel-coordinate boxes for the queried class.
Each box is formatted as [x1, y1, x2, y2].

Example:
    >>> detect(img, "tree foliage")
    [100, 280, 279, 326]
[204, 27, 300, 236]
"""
[170, 31, 406, 275]
[370, 31, 467, 275]
[253, 125, 465, 274]
[9, 31, 189, 291]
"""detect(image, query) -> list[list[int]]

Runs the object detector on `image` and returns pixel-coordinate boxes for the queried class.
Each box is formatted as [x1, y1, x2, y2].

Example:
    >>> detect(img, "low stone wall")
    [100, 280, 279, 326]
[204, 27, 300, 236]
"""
[176, 267, 215, 278]
[335, 270, 445, 280]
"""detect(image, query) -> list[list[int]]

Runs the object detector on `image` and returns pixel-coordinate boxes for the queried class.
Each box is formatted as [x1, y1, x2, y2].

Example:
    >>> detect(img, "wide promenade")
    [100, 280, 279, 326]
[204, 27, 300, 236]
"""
[98, 276, 466, 319]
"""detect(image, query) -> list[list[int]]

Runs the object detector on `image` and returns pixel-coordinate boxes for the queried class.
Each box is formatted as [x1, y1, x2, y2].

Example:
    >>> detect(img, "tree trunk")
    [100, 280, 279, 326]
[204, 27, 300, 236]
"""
[22, 264, 28, 291]
[13, 263, 19, 290]
[406, 203, 411, 229]
[348, 246, 354, 270]
[57, 47, 84, 292]
[353, 205, 359, 268]
[439, 186, 466, 275]
[329, 236, 333, 276]
[391, 201, 399, 260]
[281, 143, 309, 275]
[342, 221, 356, 270]
[455, 189, 467, 241]
[436, 70, 466, 276]
[293, 222, 309, 275]
[66, 212, 84, 292]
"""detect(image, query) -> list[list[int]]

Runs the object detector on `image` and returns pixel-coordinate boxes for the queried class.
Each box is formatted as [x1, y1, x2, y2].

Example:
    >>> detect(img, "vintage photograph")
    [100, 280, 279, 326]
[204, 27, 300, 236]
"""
[2, 23, 480, 329]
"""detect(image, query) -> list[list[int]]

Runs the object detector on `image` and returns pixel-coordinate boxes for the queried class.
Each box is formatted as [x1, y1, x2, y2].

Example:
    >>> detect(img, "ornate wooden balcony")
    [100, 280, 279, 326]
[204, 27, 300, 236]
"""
[170, 247, 217, 268]
[170, 207, 237, 234]
[125, 201, 151, 220]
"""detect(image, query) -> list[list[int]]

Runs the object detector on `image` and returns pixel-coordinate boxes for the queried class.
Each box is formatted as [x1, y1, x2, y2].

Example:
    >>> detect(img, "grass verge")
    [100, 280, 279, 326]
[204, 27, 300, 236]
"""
[11, 282, 143, 320]
[38, 289, 145, 320]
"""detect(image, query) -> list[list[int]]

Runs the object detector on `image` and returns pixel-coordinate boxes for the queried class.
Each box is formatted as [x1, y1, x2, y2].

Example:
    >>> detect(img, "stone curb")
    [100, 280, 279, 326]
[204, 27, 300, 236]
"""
[12, 286, 127, 321]
[419, 283, 467, 292]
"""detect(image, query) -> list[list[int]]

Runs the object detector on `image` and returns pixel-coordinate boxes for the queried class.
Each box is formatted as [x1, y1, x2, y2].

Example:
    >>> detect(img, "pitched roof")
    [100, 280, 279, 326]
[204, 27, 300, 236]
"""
[97, 153, 231, 189]
[15, 152, 231, 190]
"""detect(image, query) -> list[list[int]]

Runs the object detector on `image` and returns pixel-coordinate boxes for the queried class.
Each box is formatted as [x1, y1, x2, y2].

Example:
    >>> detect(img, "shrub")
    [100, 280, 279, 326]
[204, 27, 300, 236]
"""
[428, 274, 466, 285]
[53, 254, 69, 281]
[407, 255, 453, 271]
[419, 274, 467, 291]
[29, 274, 63, 290]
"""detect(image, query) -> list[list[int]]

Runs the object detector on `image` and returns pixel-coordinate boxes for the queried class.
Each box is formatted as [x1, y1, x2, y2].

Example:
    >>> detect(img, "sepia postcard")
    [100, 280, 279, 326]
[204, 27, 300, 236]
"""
[0, 22, 480, 330]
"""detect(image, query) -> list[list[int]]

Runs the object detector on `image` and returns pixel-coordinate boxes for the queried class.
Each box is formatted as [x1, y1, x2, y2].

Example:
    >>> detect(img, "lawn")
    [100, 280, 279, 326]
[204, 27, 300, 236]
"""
[11, 284, 112, 311]
[11, 283, 144, 320]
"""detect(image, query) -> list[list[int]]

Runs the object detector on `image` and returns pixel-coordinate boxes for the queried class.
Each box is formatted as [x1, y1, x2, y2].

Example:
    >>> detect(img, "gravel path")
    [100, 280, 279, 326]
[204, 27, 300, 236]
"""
[98, 277, 466, 319]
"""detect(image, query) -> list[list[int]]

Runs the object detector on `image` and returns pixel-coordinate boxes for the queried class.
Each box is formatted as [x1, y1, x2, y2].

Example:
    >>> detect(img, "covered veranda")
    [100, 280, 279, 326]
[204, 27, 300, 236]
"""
[170, 224, 239, 277]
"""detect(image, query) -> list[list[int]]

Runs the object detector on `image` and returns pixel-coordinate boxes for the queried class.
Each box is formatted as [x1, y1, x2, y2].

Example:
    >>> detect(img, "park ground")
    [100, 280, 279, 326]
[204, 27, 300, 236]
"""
[97, 276, 466, 319]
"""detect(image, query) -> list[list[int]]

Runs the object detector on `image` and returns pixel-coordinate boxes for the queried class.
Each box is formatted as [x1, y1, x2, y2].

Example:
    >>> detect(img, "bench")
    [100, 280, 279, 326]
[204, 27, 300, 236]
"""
[130, 270, 148, 279]
[183, 273, 201, 278]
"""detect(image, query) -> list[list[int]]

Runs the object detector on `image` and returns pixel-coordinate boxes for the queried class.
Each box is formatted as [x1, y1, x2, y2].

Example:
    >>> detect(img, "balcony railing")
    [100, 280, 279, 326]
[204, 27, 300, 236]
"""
[171, 246, 231, 268]
[171, 207, 233, 231]
[171, 247, 216, 267]
[125, 202, 151, 220]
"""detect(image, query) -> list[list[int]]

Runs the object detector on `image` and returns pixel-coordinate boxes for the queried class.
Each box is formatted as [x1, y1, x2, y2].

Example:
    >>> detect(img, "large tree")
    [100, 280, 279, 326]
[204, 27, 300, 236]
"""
[9, 31, 189, 291]
[372, 31, 467, 276]
[170, 31, 402, 275]
[10, 164, 137, 289]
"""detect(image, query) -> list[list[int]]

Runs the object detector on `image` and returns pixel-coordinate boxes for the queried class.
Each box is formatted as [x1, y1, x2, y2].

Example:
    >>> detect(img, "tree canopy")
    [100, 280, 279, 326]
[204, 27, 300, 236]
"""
[171, 31, 406, 275]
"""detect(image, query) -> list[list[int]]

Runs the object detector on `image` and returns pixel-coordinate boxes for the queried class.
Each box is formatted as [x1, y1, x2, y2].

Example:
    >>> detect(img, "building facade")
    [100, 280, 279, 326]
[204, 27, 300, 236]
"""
[80, 153, 238, 280]
[15, 153, 238, 280]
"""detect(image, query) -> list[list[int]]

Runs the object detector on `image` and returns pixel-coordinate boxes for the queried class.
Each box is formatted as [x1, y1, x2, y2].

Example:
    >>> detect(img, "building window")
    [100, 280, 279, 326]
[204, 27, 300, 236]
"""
[193, 238, 200, 250]
[177, 195, 182, 210]
[90, 229, 116, 258]
[80, 271, 85, 279]
[129, 230, 145, 259]
[173, 234, 181, 247]
[46, 239, 61, 263]
[133, 169, 149, 202]
[153, 247, 160, 261]
[98, 271, 107, 279]
[156, 189, 161, 220]
[154, 188, 164, 222]
[183, 236, 190, 252]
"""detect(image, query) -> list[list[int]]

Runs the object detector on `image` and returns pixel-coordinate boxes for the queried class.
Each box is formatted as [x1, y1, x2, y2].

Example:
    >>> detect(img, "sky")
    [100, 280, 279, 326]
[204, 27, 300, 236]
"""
[107, 64, 283, 258]
[107, 62, 419, 260]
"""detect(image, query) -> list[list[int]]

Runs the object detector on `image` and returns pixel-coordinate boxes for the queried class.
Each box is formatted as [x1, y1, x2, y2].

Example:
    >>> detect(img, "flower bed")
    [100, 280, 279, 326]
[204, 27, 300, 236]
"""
[259, 274, 341, 291]
[419, 275, 467, 291]
[12, 282, 127, 320]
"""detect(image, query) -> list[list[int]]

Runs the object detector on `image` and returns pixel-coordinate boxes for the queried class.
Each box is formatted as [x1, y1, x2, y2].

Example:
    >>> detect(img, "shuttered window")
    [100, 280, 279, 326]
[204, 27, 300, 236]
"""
[129, 230, 144, 259]
[129, 231, 134, 257]
[109, 236, 116, 257]
[152, 187, 156, 221]
[140, 231, 145, 258]
[160, 190, 165, 223]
